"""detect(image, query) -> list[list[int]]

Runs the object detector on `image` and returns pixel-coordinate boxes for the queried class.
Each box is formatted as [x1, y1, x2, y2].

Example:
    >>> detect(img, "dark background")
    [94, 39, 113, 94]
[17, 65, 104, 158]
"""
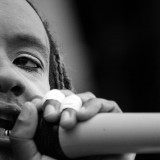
[72, 1, 160, 160]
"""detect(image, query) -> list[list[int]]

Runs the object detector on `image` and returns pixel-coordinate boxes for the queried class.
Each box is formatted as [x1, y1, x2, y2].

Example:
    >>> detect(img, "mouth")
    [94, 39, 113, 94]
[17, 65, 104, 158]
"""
[0, 102, 21, 147]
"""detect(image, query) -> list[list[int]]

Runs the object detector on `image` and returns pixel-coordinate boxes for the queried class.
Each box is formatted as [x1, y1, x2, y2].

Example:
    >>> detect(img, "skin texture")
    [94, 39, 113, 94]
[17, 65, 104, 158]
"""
[0, 0, 136, 160]
[0, 0, 50, 159]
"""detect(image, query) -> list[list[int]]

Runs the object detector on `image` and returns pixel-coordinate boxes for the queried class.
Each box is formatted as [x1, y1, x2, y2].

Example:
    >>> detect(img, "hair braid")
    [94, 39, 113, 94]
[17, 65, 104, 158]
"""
[25, 0, 73, 90]
[45, 22, 72, 90]
[54, 53, 65, 89]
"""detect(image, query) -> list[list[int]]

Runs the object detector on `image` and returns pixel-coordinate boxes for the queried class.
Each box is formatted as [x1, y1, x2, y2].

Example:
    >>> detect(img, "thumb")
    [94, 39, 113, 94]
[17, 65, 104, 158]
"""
[10, 102, 41, 160]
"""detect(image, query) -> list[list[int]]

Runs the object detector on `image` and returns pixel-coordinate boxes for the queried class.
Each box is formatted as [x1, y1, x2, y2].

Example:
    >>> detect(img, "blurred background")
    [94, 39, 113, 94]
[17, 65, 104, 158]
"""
[37, 0, 160, 159]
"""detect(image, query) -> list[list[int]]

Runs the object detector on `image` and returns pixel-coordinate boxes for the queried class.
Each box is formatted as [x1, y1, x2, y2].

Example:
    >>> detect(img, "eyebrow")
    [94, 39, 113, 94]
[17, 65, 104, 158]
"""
[5, 34, 49, 64]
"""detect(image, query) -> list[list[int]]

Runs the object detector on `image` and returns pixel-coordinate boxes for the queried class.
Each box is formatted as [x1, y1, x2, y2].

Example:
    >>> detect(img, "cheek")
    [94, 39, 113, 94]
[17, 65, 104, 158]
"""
[36, 75, 50, 95]
[29, 71, 50, 96]
[18, 71, 51, 101]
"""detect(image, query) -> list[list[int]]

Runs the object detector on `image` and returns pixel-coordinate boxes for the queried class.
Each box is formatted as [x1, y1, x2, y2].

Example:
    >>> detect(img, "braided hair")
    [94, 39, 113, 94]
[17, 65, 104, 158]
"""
[26, 0, 72, 90]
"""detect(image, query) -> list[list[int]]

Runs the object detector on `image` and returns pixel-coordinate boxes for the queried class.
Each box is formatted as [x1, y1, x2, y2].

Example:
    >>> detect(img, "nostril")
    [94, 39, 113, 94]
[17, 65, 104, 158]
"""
[11, 85, 25, 96]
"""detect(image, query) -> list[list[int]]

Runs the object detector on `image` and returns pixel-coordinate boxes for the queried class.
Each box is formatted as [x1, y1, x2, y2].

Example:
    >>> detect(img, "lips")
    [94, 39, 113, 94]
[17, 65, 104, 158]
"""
[0, 101, 21, 147]
[0, 102, 20, 129]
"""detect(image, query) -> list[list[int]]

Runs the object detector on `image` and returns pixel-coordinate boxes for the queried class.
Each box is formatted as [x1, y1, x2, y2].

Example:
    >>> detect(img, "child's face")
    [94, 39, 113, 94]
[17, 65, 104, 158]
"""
[0, 0, 51, 157]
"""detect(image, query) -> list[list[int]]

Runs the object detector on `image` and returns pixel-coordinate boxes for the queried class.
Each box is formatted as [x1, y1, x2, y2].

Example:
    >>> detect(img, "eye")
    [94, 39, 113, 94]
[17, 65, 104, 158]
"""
[13, 55, 42, 72]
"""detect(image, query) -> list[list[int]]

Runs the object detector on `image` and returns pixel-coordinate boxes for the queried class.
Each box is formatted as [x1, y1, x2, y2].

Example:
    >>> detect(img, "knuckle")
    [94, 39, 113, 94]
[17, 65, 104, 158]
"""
[109, 100, 122, 113]
[109, 100, 119, 107]
[99, 98, 120, 109]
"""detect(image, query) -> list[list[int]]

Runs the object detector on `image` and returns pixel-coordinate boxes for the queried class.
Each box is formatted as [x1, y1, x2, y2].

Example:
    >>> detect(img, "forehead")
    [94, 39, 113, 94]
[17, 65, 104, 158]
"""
[0, 0, 49, 51]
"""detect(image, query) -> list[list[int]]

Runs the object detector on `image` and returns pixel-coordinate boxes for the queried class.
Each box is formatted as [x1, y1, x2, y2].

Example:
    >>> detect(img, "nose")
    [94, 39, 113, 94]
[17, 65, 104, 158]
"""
[0, 69, 25, 96]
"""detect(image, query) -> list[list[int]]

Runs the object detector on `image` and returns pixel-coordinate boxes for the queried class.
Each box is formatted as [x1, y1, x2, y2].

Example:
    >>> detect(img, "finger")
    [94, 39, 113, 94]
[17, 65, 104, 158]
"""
[43, 89, 65, 104]
[43, 99, 61, 122]
[61, 94, 82, 112]
[10, 102, 40, 160]
[77, 92, 96, 103]
[77, 98, 122, 121]
[32, 98, 43, 111]
[42, 89, 73, 104]
[60, 108, 77, 130]
[106, 100, 122, 113]
[32, 97, 61, 123]
[42, 90, 79, 123]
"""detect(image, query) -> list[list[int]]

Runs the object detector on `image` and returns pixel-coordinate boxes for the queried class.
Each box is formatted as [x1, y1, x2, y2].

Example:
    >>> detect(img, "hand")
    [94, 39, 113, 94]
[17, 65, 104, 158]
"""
[44, 90, 136, 160]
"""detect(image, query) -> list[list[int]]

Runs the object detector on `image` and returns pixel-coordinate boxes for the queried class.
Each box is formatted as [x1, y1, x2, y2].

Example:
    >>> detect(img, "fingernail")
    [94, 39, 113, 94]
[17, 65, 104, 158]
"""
[44, 104, 57, 117]
[61, 111, 70, 123]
